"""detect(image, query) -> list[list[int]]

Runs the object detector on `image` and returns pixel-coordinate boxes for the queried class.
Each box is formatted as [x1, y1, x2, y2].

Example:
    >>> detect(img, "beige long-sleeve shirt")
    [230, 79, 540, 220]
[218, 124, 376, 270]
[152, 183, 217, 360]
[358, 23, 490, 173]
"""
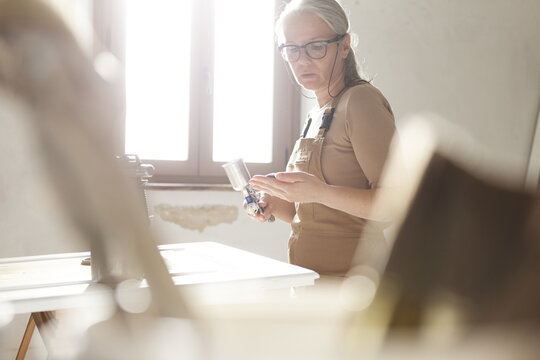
[305, 82, 396, 190]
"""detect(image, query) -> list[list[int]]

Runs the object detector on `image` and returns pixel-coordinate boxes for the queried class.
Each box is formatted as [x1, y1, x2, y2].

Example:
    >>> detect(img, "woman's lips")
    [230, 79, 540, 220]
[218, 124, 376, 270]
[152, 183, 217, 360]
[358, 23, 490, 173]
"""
[301, 73, 316, 79]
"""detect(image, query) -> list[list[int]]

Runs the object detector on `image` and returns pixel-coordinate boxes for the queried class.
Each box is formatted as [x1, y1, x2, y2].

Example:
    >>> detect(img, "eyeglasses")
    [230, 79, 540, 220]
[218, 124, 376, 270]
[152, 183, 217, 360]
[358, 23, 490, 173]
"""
[278, 34, 345, 63]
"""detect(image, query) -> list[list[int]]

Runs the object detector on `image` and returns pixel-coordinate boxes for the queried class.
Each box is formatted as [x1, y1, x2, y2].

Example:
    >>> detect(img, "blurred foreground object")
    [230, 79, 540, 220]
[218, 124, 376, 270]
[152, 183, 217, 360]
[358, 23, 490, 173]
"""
[349, 117, 540, 358]
[115, 154, 154, 221]
[82, 155, 154, 275]
[0, 0, 195, 358]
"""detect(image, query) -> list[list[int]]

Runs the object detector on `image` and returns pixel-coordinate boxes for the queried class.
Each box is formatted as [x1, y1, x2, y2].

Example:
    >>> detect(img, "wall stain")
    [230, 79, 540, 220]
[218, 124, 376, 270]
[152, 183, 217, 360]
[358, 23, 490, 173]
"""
[154, 204, 238, 232]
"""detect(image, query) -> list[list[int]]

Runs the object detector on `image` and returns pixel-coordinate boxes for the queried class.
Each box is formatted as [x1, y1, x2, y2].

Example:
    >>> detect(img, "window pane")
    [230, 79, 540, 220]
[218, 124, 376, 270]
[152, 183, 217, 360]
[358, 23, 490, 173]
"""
[125, 0, 191, 161]
[213, 0, 275, 163]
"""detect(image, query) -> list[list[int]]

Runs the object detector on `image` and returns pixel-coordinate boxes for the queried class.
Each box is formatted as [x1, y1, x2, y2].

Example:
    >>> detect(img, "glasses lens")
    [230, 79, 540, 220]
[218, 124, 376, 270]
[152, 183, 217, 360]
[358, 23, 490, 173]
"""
[282, 46, 300, 62]
[306, 42, 327, 59]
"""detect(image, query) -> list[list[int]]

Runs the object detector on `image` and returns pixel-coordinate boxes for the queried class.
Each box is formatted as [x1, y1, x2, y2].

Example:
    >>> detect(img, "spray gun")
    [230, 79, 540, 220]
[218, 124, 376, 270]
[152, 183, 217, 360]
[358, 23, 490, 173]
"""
[222, 158, 275, 222]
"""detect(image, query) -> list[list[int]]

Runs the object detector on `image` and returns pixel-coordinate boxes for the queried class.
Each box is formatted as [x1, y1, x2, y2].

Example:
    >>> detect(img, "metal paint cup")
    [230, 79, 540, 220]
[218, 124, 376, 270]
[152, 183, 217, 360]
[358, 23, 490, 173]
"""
[222, 158, 251, 191]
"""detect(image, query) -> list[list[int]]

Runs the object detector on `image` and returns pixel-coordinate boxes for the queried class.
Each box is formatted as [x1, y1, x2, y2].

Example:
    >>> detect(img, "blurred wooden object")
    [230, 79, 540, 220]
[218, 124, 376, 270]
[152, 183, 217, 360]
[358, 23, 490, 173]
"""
[0, 0, 192, 357]
[381, 150, 540, 329]
[525, 101, 540, 191]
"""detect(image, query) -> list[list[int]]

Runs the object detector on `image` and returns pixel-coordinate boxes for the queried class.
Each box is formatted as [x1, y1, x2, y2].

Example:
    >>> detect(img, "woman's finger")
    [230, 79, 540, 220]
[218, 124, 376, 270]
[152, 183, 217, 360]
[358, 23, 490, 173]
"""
[274, 171, 308, 183]
[253, 183, 289, 200]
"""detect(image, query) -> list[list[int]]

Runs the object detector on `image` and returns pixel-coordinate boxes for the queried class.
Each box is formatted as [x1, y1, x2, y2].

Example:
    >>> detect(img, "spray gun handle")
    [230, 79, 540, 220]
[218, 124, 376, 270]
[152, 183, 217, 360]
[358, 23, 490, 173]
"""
[242, 186, 275, 222]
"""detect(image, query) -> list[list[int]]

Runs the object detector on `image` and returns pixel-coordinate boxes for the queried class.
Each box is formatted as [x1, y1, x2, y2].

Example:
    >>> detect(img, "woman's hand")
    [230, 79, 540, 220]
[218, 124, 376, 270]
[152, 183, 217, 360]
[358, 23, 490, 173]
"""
[249, 171, 328, 204]
[251, 172, 388, 221]
[244, 192, 275, 223]
[244, 188, 297, 223]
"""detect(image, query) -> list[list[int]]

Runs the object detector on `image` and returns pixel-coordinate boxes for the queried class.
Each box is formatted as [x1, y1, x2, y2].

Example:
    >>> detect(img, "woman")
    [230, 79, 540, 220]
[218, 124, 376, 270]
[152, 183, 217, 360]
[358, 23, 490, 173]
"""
[249, 0, 396, 277]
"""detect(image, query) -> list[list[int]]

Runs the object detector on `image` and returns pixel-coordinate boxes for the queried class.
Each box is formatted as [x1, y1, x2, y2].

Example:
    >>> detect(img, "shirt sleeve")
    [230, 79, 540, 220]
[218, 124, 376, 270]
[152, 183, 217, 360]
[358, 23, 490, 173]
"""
[344, 85, 396, 188]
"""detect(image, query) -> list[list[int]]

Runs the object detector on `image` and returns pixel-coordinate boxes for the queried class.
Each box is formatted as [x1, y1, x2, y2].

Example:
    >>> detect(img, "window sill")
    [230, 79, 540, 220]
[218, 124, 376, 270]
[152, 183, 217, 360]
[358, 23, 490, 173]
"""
[146, 183, 234, 191]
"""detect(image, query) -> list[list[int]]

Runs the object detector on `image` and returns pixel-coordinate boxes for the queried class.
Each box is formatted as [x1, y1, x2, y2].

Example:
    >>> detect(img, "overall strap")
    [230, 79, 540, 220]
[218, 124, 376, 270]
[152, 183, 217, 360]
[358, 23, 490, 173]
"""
[316, 107, 335, 137]
[301, 117, 312, 139]
[316, 87, 348, 138]
[301, 86, 349, 139]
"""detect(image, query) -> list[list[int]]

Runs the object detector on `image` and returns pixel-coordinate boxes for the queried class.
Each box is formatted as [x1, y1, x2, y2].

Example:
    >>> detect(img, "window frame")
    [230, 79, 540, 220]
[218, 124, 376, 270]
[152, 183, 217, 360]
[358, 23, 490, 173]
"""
[93, 0, 300, 184]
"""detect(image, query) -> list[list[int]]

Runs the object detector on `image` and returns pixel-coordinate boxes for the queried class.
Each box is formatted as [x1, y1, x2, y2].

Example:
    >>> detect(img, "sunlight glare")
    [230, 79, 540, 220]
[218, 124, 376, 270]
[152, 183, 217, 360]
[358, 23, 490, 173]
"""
[212, 0, 275, 163]
[125, 0, 191, 160]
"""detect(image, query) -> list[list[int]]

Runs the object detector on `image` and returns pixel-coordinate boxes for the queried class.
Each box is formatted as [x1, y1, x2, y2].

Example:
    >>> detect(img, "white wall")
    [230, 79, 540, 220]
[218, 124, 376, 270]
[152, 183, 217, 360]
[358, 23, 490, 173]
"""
[341, 0, 540, 179]
[147, 189, 291, 262]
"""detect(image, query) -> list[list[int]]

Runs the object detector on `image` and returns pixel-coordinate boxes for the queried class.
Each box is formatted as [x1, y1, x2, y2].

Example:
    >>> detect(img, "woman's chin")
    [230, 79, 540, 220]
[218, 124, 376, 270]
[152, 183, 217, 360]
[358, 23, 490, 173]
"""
[298, 81, 320, 92]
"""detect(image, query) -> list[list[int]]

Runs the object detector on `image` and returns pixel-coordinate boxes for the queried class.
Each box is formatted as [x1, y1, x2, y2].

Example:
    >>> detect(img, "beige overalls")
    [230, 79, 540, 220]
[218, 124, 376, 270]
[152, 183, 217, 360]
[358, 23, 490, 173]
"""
[286, 92, 383, 277]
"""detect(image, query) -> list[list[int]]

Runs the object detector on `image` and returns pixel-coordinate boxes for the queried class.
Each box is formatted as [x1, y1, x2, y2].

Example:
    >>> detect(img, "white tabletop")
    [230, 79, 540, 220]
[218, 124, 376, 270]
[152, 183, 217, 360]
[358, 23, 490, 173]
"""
[0, 242, 318, 314]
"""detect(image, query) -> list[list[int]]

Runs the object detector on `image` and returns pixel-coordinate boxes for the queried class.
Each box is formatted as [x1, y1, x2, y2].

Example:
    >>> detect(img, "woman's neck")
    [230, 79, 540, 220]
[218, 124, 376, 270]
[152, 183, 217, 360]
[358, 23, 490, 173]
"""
[315, 77, 346, 108]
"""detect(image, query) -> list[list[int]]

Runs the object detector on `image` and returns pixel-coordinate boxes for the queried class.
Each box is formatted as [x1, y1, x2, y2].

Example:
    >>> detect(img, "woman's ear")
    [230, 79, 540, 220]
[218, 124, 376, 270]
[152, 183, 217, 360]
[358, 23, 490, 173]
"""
[341, 34, 351, 59]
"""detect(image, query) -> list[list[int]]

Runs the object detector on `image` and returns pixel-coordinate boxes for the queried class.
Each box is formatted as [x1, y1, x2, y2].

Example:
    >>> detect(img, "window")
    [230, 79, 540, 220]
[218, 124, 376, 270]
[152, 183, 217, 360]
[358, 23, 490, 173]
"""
[124, 1, 192, 162]
[110, 0, 299, 183]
